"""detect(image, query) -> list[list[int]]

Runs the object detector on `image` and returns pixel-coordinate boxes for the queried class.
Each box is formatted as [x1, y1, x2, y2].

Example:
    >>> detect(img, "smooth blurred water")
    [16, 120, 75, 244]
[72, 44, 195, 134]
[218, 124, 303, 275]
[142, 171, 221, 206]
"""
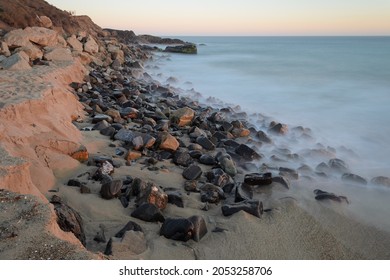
[150, 36, 390, 177]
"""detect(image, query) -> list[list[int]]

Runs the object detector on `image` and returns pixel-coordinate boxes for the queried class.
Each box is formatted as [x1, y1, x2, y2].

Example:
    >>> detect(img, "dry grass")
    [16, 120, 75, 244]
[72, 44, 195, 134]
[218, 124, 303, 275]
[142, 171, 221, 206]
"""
[0, 0, 103, 36]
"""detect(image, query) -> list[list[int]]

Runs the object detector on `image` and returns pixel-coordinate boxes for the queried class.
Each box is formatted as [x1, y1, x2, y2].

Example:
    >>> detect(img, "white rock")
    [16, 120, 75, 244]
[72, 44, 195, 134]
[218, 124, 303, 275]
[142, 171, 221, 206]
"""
[39, 16, 53, 28]
[83, 35, 99, 54]
[66, 35, 83, 52]
[43, 47, 73, 62]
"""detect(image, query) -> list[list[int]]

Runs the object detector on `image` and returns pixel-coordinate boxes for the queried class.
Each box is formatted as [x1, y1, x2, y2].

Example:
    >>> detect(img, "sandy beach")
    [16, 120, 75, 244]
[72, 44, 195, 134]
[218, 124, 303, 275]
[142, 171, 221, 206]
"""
[1, 4, 390, 261]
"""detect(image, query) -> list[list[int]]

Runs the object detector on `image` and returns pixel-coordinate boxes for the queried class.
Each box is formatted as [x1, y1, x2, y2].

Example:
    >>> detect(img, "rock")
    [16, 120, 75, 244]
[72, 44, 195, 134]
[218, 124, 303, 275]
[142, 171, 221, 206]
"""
[38, 16, 53, 28]
[91, 161, 114, 181]
[268, 122, 288, 135]
[232, 128, 251, 138]
[328, 158, 350, 173]
[17, 44, 43, 60]
[100, 126, 116, 137]
[199, 154, 217, 165]
[115, 221, 143, 238]
[84, 35, 99, 54]
[1, 51, 31, 70]
[80, 185, 91, 194]
[171, 107, 195, 126]
[173, 149, 193, 167]
[279, 167, 299, 180]
[235, 144, 261, 160]
[166, 190, 184, 208]
[125, 150, 142, 161]
[182, 164, 202, 180]
[314, 189, 349, 203]
[188, 150, 202, 159]
[92, 114, 112, 124]
[70, 146, 89, 162]
[135, 182, 168, 210]
[184, 180, 199, 192]
[272, 176, 290, 189]
[92, 120, 110, 131]
[43, 47, 73, 61]
[51, 195, 86, 246]
[160, 215, 207, 242]
[371, 176, 390, 187]
[235, 183, 254, 202]
[131, 203, 165, 222]
[4, 27, 58, 48]
[160, 218, 194, 242]
[158, 132, 179, 151]
[342, 173, 368, 185]
[199, 183, 225, 204]
[196, 136, 215, 150]
[67, 35, 83, 52]
[256, 130, 272, 143]
[205, 168, 232, 189]
[105, 230, 147, 256]
[164, 44, 197, 54]
[67, 179, 82, 187]
[114, 128, 135, 142]
[0, 41, 11, 56]
[222, 200, 263, 218]
[100, 179, 123, 199]
[244, 173, 272, 186]
[218, 154, 237, 177]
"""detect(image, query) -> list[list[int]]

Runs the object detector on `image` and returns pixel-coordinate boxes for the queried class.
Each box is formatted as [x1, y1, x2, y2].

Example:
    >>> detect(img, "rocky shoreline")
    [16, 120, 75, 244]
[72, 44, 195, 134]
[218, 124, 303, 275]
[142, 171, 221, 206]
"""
[1, 17, 390, 259]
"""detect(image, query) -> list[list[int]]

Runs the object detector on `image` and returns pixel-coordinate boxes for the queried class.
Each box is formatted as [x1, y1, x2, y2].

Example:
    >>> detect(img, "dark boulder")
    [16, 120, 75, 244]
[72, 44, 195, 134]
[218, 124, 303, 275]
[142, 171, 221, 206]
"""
[160, 218, 193, 241]
[205, 168, 232, 189]
[371, 176, 390, 187]
[199, 154, 217, 165]
[272, 176, 290, 189]
[342, 173, 367, 185]
[164, 44, 197, 54]
[328, 158, 350, 173]
[244, 173, 272, 186]
[160, 215, 207, 242]
[199, 183, 225, 204]
[115, 221, 143, 238]
[314, 189, 349, 203]
[131, 203, 165, 222]
[182, 164, 203, 180]
[235, 144, 261, 160]
[67, 179, 82, 187]
[256, 130, 272, 143]
[196, 136, 215, 150]
[235, 183, 253, 202]
[166, 190, 184, 208]
[50, 195, 86, 246]
[173, 149, 193, 167]
[221, 200, 263, 218]
[100, 179, 123, 199]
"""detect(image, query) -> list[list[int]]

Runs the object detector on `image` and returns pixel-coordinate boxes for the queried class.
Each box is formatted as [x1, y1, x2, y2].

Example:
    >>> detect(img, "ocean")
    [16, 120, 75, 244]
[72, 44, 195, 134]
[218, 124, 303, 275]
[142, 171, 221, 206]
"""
[148, 36, 390, 179]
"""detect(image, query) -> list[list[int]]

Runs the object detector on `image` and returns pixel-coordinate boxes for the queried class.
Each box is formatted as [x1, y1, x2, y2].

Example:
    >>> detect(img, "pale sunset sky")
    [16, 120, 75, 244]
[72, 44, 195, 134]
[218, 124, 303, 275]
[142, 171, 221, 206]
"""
[47, 0, 390, 36]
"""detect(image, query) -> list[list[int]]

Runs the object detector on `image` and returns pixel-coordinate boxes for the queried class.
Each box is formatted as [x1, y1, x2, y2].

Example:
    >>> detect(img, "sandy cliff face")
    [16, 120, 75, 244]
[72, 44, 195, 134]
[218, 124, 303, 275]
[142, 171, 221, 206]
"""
[0, 60, 87, 200]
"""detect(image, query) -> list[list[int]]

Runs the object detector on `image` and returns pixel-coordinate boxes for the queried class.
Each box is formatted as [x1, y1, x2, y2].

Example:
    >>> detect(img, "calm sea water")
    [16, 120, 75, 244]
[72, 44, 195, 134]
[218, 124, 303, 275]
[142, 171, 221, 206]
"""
[149, 36, 390, 178]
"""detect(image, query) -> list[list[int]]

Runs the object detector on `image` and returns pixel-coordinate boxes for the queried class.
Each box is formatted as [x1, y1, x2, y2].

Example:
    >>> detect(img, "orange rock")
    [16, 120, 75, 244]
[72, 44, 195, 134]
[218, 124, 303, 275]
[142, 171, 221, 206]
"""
[126, 150, 142, 161]
[232, 128, 251, 138]
[159, 132, 179, 151]
[70, 145, 88, 162]
[171, 107, 195, 127]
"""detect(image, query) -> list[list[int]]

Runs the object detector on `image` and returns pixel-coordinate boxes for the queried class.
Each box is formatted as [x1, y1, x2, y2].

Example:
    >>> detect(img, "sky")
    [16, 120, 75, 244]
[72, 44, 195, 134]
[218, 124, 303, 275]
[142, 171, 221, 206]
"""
[47, 0, 390, 36]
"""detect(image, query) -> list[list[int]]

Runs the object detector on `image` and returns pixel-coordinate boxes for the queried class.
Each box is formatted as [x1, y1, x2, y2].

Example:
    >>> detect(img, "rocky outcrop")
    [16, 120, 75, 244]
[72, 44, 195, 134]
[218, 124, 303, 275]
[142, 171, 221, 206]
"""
[165, 44, 197, 54]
